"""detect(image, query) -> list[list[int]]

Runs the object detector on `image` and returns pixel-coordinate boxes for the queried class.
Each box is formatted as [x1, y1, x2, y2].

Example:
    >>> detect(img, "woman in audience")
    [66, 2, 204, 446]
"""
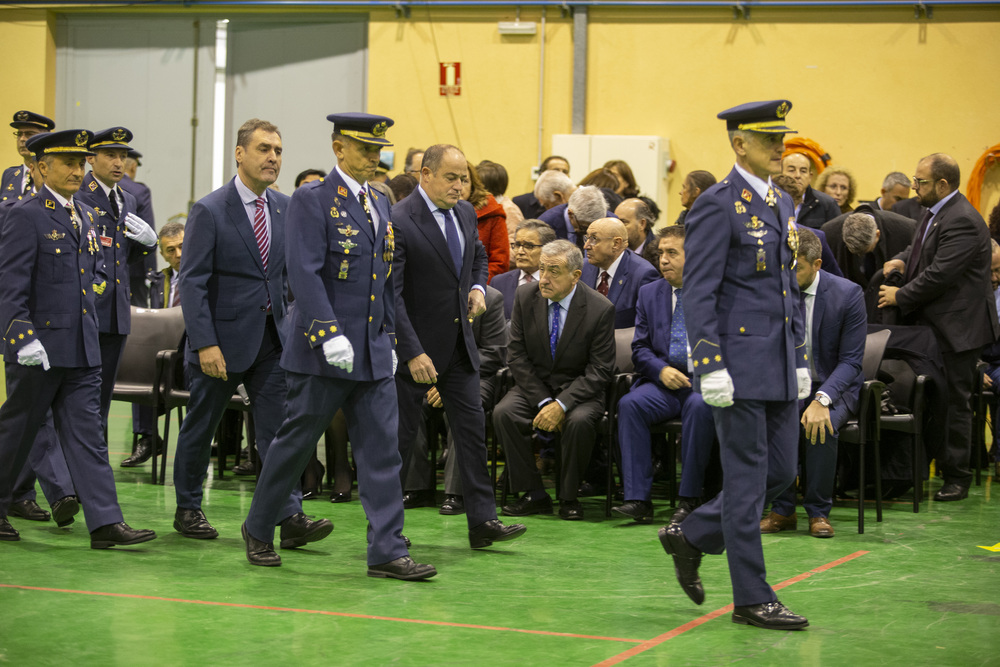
[817, 166, 857, 214]
[579, 167, 623, 210]
[477, 160, 524, 269]
[675, 169, 717, 225]
[604, 159, 640, 198]
[463, 161, 510, 281]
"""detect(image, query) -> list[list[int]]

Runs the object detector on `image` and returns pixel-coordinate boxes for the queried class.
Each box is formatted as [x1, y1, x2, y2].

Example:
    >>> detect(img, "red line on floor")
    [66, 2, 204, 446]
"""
[591, 550, 870, 667]
[0, 583, 644, 644]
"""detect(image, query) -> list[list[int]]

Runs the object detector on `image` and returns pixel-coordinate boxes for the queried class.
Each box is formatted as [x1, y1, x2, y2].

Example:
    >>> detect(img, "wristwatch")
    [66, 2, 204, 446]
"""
[814, 393, 831, 408]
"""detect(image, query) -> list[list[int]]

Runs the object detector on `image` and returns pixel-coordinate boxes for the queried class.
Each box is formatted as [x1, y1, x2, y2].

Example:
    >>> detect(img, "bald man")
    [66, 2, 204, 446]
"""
[580, 218, 660, 328]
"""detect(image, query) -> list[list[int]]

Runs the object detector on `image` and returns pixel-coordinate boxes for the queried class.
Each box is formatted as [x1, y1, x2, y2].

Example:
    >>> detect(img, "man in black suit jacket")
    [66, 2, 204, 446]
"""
[822, 204, 915, 296]
[392, 143, 525, 550]
[781, 153, 841, 229]
[495, 240, 616, 521]
[879, 153, 1000, 501]
[120, 149, 156, 307]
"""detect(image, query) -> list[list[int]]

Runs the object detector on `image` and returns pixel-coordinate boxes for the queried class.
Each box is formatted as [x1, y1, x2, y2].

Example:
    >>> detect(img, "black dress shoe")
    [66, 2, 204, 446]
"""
[0, 517, 20, 541]
[934, 483, 969, 502]
[439, 494, 465, 515]
[120, 435, 158, 467]
[279, 512, 334, 549]
[402, 490, 435, 509]
[469, 519, 527, 548]
[367, 555, 437, 580]
[242, 523, 281, 567]
[232, 459, 257, 476]
[612, 499, 653, 524]
[501, 494, 553, 517]
[173, 508, 219, 539]
[51, 496, 80, 528]
[559, 500, 584, 521]
[732, 601, 809, 630]
[8, 499, 50, 522]
[577, 481, 605, 497]
[329, 491, 352, 503]
[670, 496, 702, 525]
[658, 523, 705, 605]
[90, 522, 157, 549]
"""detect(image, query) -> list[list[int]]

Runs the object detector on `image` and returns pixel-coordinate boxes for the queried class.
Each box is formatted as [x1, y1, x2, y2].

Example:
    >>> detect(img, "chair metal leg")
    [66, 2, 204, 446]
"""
[857, 439, 865, 535]
[873, 433, 883, 524]
[912, 431, 922, 513]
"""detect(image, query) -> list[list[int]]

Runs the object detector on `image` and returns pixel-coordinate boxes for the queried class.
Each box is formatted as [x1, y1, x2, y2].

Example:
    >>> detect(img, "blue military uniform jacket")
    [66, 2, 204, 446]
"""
[1, 165, 30, 203]
[581, 248, 660, 329]
[281, 169, 395, 381]
[74, 172, 152, 335]
[0, 185, 106, 368]
[683, 167, 807, 401]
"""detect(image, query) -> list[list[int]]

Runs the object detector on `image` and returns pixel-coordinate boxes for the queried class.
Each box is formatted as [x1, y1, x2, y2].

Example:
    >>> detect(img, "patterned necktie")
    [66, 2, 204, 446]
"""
[549, 302, 560, 358]
[906, 209, 933, 281]
[358, 189, 375, 228]
[598, 271, 610, 297]
[443, 209, 463, 273]
[170, 275, 181, 308]
[108, 186, 120, 220]
[668, 288, 687, 369]
[523, 273, 533, 283]
[252, 196, 269, 271]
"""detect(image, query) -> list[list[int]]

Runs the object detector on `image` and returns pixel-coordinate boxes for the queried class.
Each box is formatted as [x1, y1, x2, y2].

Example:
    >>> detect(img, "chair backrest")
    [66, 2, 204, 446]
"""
[862, 329, 891, 381]
[115, 307, 187, 385]
[614, 327, 635, 374]
[881, 358, 918, 409]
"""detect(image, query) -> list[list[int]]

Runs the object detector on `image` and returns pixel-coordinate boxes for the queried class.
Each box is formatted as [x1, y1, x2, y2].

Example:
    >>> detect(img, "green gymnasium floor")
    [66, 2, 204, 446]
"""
[1, 402, 998, 666]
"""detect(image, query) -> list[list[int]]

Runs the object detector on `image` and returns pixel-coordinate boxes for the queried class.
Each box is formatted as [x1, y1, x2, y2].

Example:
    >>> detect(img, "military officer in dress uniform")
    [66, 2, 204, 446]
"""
[74, 127, 158, 434]
[658, 100, 812, 630]
[1, 110, 55, 204]
[241, 113, 434, 580]
[0, 129, 156, 548]
[120, 148, 157, 307]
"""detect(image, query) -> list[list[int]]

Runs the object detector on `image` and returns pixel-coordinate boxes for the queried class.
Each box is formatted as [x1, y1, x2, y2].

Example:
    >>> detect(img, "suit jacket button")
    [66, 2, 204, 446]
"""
[453, 318, 459, 323]
[260, 306, 266, 312]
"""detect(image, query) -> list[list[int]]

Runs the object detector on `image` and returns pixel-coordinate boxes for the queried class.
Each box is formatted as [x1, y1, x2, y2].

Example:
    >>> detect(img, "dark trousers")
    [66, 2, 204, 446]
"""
[0, 363, 122, 532]
[616, 379, 715, 501]
[396, 345, 497, 528]
[682, 399, 798, 607]
[98, 332, 127, 434]
[13, 411, 74, 505]
[246, 372, 407, 566]
[494, 386, 604, 502]
[939, 347, 979, 485]
[172, 316, 295, 514]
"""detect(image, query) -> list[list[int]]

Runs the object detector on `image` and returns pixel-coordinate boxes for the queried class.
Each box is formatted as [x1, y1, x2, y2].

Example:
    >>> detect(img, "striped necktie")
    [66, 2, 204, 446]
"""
[253, 196, 270, 270]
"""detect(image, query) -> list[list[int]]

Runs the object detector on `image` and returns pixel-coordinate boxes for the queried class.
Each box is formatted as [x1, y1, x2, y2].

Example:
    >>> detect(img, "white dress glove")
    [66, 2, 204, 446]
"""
[796, 368, 812, 400]
[323, 335, 354, 373]
[700, 369, 734, 407]
[392, 349, 398, 375]
[124, 212, 158, 247]
[17, 339, 50, 371]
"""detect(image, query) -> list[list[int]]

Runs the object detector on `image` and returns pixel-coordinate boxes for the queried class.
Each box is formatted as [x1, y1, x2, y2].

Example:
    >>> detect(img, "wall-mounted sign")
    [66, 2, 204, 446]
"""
[440, 62, 461, 96]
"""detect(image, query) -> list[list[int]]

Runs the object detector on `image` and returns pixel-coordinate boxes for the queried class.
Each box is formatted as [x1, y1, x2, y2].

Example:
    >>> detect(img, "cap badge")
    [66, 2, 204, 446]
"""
[75, 131, 88, 147]
[776, 102, 790, 119]
[372, 121, 388, 137]
[112, 128, 127, 141]
[16, 111, 28, 122]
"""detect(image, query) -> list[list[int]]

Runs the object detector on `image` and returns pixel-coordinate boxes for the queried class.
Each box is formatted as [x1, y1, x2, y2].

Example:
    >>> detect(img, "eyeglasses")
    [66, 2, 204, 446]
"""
[912, 176, 932, 187]
[512, 241, 543, 250]
[13, 130, 41, 139]
[583, 235, 609, 246]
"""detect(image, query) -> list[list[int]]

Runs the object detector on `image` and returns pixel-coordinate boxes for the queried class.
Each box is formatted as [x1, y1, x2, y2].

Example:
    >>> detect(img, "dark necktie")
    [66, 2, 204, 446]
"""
[906, 209, 933, 281]
[358, 189, 375, 228]
[597, 271, 610, 297]
[798, 292, 807, 327]
[108, 186, 120, 220]
[443, 209, 463, 273]
[549, 302, 560, 358]
[668, 288, 687, 370]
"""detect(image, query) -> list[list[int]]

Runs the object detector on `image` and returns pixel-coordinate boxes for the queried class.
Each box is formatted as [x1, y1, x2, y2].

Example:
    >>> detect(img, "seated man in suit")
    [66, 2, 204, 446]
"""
[761, 229, 865, 538]
[613, 225, 716, 524]
[821, 207, 915, 301]
[539, 184, 612, 248]
[496, 240, 616, 521]
[491, 219, 557, 320]
[781, 152, 841, 229]
[581, 217, 660, 329]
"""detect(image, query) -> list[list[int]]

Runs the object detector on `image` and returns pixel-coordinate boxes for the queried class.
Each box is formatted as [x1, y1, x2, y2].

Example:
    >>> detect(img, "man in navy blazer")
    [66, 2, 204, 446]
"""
[75, 127, 158, 434]
[659, 100, 811, 631]
[120, 149, 157, 307]
[392, 143, 526, 550]
[0, 130, 154, 547]
[1, 110, 54, 205]
[174, 119, 308, 542]
[613, 225, 715, 524]
[580, 217, 659, 329]
[761, 229, 865, 538]
[490, 219, 555, 320]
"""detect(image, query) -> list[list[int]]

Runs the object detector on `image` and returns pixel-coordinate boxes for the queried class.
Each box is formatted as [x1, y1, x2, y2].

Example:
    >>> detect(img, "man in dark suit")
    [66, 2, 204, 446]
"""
[490, 219, 555, 320]
[580, 217, 659, 329]
[860, 171, 912, 214]
[174, 119, 308, 541]
[241, 113, 432, 577]
[781, 152, 841, 230]
[613, 225, 715, 524]
[659, 100, 811, 631]
[392, 143, 526, 550]
[75, 127, 158, 435]
[1, 110, 54, 205]
[879, 153, 1000, 502]
[0, 129, 155, 548]
[892, 196, 927, 222]
[120, 148, 157, 307]
[539, 184, 613, 247]
[495, 240, 616, 520]
[821, 204, 915, 296]
[512, 155, 571, 220]
[761, 229, 865, 538]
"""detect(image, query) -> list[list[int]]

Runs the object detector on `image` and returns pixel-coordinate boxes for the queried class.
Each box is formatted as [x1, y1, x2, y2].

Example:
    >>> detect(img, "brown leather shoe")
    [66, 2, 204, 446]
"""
[759, 511, 797, 533]
[808, 516, 835, 538]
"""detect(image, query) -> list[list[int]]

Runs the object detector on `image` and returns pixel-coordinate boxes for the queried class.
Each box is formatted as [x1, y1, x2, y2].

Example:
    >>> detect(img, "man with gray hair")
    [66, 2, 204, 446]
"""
[533, 169, 575, 212]
[861, 171, 912, 213]
[539, 183, 615, 249]
[821, 202, 915, 299]
[496, 239, 616, 521]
